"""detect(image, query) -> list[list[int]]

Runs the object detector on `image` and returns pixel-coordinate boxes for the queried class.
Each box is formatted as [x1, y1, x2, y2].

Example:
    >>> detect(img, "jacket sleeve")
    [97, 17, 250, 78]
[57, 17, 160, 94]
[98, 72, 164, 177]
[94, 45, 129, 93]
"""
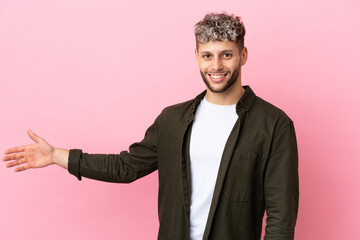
[67, 110, 165, 183]
[264, 117, 299, 240]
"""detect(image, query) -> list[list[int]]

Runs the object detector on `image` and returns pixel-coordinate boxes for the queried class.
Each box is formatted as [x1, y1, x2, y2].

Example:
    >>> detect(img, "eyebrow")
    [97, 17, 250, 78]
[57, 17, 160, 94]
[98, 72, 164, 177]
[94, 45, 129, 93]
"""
[200, 49, 234, 54]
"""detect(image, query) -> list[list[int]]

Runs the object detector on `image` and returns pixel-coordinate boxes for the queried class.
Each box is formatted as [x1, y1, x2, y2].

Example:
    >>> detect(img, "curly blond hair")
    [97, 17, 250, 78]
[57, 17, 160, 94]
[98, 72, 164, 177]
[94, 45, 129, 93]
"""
[194, 12, 246, 51]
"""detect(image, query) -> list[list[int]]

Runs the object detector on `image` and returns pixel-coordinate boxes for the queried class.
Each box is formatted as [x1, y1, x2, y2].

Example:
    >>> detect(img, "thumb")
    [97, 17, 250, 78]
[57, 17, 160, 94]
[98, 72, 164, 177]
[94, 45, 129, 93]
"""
[28, 129, 41, 143]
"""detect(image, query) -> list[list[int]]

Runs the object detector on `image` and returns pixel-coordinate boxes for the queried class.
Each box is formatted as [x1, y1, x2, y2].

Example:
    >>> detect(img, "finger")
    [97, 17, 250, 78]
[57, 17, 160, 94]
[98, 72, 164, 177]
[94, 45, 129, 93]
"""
[28, 129, 42, 143]
[15, 163, 30, 172]
[4, 146, 26, 155]
[6, 158, 26, 168]
[3, 152, 25, 161]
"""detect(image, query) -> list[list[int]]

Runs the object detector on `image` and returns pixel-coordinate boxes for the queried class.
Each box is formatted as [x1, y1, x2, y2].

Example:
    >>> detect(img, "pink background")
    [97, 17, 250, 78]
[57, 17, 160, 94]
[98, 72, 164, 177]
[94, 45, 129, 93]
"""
[1, 0, 359, 239]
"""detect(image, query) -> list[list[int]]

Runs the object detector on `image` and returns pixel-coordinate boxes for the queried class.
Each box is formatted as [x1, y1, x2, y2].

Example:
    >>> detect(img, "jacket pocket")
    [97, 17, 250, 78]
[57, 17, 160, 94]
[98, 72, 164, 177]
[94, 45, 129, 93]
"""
[222, 149, 263, 202]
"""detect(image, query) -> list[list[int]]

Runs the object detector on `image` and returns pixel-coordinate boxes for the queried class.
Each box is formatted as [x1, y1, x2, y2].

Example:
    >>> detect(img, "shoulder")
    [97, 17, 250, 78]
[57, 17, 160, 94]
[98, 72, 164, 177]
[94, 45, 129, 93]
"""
[250, 96, 294, 134]
[254, 96, 291, 119]
[158, 98, 194, 122]
[160, 90, 205, 119]
[164, 99, 193, 112]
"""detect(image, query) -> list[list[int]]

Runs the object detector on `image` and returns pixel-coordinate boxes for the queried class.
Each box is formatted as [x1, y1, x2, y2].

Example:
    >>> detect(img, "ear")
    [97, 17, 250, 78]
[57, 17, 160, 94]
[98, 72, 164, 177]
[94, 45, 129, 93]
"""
[195, 48, 200, 65]
[240, 46, 248, 66]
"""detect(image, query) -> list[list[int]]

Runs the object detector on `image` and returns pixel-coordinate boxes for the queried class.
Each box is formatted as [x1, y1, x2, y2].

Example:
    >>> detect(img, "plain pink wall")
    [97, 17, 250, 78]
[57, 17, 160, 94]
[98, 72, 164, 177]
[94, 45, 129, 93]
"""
[1, 0, 359, 239]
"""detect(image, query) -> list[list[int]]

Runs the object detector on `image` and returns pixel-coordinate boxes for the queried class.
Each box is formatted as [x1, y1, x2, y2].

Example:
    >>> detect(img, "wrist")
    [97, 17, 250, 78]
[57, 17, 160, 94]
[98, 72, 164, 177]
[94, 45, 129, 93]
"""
[53, 148, 69, 169]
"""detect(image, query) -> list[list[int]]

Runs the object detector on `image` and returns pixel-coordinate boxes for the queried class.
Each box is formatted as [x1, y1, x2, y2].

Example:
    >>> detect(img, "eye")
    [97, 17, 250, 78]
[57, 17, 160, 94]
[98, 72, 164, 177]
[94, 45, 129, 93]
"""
[202, 54, 211, 59]
[223, 53, 232, 58]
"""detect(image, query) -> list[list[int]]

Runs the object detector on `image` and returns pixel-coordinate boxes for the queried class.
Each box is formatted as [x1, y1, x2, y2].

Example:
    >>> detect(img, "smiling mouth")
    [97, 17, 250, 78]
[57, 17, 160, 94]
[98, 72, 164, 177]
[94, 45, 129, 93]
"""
[208, 72, 228, 82]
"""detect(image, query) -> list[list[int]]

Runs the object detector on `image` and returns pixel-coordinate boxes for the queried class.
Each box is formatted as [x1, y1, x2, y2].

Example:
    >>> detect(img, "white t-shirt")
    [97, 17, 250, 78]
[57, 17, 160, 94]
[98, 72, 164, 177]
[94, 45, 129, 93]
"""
[189, 97, 238, 240]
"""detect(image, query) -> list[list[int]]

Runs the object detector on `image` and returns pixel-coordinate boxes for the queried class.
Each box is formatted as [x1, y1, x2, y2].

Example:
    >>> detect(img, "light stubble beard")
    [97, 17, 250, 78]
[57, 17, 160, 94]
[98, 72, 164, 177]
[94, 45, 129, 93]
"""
[200, 65, 241, 93]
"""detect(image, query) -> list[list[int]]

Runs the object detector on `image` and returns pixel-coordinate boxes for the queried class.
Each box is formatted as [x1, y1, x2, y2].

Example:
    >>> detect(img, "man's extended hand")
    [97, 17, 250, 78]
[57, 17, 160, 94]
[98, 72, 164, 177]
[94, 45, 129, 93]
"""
[3, 129, 69, 171]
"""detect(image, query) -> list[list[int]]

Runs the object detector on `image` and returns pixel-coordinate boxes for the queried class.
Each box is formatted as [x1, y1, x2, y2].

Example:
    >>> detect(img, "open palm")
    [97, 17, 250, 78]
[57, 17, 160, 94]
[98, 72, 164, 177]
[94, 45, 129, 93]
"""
[3, 130, 55, 172]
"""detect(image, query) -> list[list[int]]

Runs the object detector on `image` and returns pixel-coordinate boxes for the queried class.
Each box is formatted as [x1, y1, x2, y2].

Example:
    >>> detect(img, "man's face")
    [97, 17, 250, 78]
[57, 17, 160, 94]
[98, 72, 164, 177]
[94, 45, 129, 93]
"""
[195, 41, 247, 94]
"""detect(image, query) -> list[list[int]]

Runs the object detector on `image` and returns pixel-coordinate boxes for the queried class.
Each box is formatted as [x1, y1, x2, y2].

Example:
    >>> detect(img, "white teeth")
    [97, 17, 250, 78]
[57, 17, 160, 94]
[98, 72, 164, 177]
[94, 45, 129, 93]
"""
[209, 74, 226, 79]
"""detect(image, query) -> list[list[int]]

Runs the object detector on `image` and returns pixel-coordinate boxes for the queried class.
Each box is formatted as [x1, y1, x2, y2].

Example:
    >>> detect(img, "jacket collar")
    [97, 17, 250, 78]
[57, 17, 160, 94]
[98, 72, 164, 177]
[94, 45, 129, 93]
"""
[190, 85, 256, 118]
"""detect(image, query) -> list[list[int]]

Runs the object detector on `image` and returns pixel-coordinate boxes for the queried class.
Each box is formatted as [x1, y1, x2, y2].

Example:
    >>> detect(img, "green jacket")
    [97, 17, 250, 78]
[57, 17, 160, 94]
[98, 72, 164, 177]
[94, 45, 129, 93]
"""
[68, 85, 299, 240]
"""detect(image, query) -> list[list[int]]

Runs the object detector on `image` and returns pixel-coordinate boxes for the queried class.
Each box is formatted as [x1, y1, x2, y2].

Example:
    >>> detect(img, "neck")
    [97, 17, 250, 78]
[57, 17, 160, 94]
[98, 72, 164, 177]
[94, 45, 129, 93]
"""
[205, 83, 245, 105]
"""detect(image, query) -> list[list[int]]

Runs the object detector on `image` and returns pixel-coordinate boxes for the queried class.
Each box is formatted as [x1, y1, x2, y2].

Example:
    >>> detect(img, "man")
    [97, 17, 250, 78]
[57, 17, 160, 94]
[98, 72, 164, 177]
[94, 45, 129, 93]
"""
[3, 12, 299, 240]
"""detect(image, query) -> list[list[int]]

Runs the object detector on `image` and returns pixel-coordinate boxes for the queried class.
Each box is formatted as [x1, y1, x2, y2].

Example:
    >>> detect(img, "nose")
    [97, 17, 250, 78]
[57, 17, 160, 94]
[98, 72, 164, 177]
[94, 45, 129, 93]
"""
[211, 57, 223, 71]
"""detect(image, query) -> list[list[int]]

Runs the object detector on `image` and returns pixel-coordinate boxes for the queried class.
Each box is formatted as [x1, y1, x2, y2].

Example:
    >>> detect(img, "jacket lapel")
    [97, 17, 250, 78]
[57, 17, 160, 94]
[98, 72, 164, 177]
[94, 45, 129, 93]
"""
[180, 91, 207, 239]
